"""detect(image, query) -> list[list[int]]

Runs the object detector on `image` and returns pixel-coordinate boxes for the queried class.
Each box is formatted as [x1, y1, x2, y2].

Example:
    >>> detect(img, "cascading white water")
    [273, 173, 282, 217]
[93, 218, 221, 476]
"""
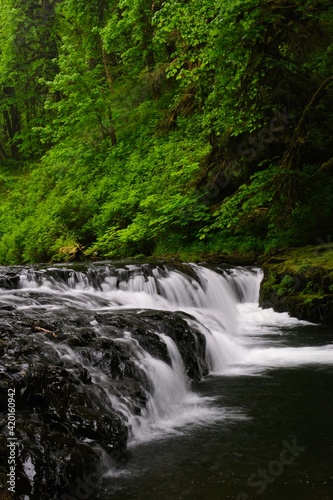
[15, 264, 259, 373]
[124, 332, 215, 443]
[3, 262, 333, 444]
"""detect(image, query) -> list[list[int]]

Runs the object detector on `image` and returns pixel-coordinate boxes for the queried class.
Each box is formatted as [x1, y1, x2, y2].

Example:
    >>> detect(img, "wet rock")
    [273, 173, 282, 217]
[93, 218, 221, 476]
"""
[95, 309, 209, 382]
[0, 319, 129, 498]
[95, 311, 171, 363]
[0, 262, 212, 498]
[136, 310, 209, 382]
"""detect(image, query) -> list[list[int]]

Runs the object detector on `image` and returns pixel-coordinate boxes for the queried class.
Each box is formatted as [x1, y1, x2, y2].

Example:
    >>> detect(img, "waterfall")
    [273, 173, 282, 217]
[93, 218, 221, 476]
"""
[14, 264, 261, 372]
[1, 263, 259, 442]
[2, 261, 333, 499]
[4, 262, 332, 443]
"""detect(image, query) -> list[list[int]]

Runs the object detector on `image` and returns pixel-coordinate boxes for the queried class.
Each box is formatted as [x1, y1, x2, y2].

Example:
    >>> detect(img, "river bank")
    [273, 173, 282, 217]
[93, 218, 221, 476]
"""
[258, 244, 333, 326]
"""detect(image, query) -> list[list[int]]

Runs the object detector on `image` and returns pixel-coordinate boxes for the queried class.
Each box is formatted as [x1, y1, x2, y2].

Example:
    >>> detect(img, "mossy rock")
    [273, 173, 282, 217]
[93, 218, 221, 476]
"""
[260, 244, 333, 325]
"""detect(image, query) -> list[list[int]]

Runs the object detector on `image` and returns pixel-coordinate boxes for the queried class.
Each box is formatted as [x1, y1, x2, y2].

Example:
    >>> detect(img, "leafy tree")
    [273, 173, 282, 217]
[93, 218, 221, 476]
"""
[0, 0, 60, 159]
[0, 0, 333, 263]
[39, 0, 117, 147]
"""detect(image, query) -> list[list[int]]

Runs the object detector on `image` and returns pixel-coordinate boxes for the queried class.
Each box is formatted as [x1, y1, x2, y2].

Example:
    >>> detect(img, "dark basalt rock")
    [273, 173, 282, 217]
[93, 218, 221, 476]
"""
[260, 290, 333, 325]
[0, 294, 209, 498]
[94, 309, 209, 382]
[0, 320, 129, 498]
[94, 311, 171, 363]
[136, 310, 209, 382]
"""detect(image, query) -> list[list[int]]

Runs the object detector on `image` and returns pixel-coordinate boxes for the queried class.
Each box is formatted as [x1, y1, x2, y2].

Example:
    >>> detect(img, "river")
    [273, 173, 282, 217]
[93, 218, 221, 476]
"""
[0, 262, 332, 499]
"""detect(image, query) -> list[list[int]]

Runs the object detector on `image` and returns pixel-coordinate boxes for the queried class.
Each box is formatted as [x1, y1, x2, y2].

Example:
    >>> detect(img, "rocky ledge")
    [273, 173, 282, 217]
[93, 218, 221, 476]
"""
[0, 304, 208, 499]
[259, 244, 333, 325]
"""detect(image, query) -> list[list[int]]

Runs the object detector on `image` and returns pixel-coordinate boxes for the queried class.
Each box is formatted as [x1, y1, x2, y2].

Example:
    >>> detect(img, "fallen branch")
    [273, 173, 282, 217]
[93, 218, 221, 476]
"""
[34, 326, 58, 338]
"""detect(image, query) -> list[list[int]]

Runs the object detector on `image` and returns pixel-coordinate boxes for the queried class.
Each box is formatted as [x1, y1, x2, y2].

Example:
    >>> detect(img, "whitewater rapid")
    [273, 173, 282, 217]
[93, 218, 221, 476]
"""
[1, 262, 333, 445]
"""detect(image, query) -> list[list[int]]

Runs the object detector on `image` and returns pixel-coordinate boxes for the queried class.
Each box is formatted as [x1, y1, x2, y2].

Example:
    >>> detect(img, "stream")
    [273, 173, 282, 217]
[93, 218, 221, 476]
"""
[0, 262, 332, 499]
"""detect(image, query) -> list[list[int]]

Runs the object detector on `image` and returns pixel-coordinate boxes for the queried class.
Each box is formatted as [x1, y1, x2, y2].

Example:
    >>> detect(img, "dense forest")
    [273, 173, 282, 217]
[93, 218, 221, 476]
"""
[0, 0, 332, 264]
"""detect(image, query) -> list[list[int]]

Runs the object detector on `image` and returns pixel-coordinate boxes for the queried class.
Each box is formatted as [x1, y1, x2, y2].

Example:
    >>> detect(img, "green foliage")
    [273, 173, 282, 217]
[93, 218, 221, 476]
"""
[0, 0, 59, 159]
[0, 0, 333, 264]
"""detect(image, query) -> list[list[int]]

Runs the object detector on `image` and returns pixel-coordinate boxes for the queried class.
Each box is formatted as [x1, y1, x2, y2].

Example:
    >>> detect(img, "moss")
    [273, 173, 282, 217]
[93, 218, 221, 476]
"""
[261, 243, 333, 275]
[260, 244, 333, 324]
[302, 293, 327, 305]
